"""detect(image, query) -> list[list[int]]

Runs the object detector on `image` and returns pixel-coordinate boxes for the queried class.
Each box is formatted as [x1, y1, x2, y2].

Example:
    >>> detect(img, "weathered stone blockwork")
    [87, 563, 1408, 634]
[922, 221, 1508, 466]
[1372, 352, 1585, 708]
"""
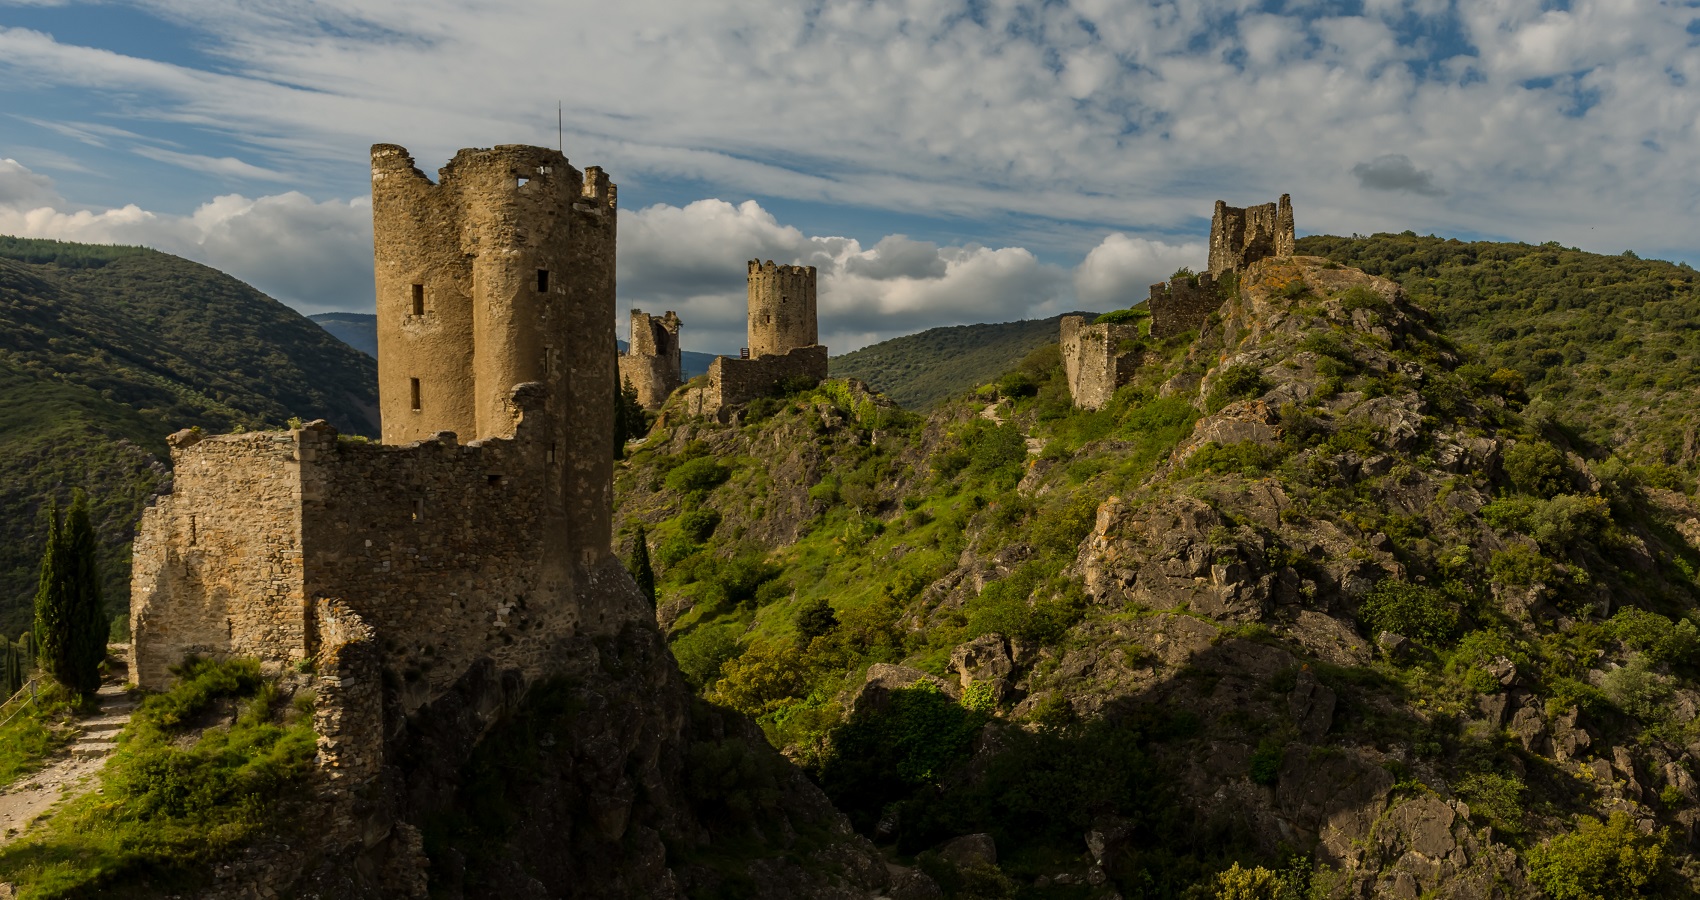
[1208, 194, 1295, 277]
[681, 259, 828, 420]
[1060, 317, 1142, 411]
[1148, 274, 1223, 340]
[618, 309, 682, 410]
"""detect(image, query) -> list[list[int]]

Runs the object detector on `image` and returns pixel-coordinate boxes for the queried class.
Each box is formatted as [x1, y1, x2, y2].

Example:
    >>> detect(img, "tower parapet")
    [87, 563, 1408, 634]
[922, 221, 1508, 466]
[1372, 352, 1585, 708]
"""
[1207, 194, 1294, 277]
[619, 309, 684, 410]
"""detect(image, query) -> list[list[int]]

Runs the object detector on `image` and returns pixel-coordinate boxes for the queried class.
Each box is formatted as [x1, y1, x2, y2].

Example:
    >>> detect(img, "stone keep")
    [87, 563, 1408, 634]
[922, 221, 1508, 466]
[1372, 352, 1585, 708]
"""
[682, 259, 829, 421]
[618, 309, 683, 410]
[1060, 316, 1143, 410]
[130, 143, 623, 692]
[1208, 194, 1295, 277]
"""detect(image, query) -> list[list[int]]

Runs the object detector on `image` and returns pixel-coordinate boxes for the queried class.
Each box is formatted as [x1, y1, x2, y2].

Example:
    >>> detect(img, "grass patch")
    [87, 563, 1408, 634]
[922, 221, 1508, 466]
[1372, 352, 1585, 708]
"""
[0, 657, 316, 897]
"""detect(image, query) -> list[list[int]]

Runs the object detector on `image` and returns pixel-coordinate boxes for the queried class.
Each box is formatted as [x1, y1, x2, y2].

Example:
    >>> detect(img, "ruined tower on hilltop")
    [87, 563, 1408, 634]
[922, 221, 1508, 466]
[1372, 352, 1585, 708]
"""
[618, 309, 683, 410]
[682, 260, 829, 420]
[1207, 194, 1295, 277]
[130, 143, 623, 694]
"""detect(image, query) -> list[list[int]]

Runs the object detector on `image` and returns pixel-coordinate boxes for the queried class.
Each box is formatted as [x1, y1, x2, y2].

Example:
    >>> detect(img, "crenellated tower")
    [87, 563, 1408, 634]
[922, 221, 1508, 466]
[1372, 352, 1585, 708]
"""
[746, 260, 818, 358]
[370, 143, 618, 561]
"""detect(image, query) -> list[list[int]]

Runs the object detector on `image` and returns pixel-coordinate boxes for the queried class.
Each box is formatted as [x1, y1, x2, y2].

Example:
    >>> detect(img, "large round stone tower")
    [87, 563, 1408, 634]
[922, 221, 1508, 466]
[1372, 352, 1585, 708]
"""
[370, 143, 618, 560]
[745, 260, 818, 358]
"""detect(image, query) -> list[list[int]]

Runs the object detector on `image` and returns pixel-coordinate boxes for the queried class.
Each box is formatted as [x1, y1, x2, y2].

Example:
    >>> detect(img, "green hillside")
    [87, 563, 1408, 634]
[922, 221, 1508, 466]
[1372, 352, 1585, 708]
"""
[829, 313, 1098, 410]
[0, 237, 380, 637]
[1296, 233, 1699, 468]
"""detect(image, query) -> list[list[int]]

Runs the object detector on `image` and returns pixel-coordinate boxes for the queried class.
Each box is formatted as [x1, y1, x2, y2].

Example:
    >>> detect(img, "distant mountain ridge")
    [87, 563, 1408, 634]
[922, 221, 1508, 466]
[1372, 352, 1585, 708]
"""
[829, 312, 1101, 410]
[0, 236, 380, 635]
[309, 312, 719, 378]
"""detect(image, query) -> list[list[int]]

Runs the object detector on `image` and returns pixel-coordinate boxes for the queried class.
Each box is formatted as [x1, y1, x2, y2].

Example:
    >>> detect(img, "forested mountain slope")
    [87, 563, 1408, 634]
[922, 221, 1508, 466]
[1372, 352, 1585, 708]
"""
[616, 246, 1700, 897]
[0, 237, 380, 636]
[830, 313, 1097, 410]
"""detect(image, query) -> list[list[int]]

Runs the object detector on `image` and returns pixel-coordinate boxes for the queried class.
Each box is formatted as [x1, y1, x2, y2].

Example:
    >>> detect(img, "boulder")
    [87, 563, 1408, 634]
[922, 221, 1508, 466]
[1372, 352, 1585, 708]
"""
[950, 634, 1015, 696]
[847, 664, 957, 717]
[888, 867, 944, 900]
[937, 833, 997, 869]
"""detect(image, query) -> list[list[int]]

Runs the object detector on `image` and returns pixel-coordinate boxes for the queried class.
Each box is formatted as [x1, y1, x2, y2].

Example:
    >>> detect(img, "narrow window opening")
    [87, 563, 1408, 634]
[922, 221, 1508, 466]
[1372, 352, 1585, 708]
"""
[537, 269, 550, 292]
[411, 284, 424, 316]
[187, 515, 197, 547]
[544, 346, 553, 375]
[411, 499, 424, 522]
[740, 347, 750, 359]
[517, 176, 529, 187]
[546, 443, 557, 463]
[410, 378, 422, 411]
[762, 313, 771, 325]
[486, 474, 503, 487]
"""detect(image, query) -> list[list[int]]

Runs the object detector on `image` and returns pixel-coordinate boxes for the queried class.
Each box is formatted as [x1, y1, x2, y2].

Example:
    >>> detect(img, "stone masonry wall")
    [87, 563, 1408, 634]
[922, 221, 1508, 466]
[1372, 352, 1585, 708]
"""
[309, 597, 382, 811]
[618, 309, 683, 410]
[1060, 316, 1142, 411]
[129, 429, 307, 689]
[1207, 194, 1295, 277]
[746, 260, 817, 358]
[1148, 274, 1225, 340]
[696, 345, 829, 420]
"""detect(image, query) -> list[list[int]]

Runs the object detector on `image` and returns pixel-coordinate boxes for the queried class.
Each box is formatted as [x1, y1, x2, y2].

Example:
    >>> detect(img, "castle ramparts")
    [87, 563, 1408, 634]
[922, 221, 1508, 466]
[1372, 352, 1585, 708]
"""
[618, 309, 683, 410]
[681, 259, 829, 421]
[1147, 272, 1222, 340]
[1207, 194, 1294, 277]
[1060, 316, 1142, 410]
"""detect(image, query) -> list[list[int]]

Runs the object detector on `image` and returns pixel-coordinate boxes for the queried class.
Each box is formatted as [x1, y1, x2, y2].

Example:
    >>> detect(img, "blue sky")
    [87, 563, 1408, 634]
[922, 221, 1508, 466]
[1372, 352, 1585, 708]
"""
[2, 0, 1698, 353]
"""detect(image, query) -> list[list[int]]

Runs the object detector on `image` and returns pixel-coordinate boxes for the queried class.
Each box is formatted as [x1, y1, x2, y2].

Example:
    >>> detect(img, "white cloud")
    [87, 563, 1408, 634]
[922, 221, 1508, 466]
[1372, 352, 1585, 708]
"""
[1074, 234, 1205, 310]
[0, 159, 371, 313]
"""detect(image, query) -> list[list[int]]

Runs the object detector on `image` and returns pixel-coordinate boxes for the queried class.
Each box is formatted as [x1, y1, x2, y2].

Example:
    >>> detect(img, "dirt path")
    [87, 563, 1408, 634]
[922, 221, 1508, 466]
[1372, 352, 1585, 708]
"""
[0, 683, 137, 845]
[980, 402, 1047, 456]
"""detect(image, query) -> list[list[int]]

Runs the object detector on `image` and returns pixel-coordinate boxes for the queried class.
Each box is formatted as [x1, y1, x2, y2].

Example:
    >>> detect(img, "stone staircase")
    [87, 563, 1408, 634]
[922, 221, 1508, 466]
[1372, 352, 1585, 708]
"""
[69, 683, 138, 758]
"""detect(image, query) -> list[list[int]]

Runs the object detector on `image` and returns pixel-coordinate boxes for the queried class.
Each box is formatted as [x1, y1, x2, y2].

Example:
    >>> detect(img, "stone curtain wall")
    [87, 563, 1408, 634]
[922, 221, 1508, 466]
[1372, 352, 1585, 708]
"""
[691, 345, 829, 420]
[1148, 274, 1225, 340]
[1207, 194, 1295, 277]
[129, 430, 308, 689]
[1060, 316, 1142, 410]
[618, 309, 683, 410]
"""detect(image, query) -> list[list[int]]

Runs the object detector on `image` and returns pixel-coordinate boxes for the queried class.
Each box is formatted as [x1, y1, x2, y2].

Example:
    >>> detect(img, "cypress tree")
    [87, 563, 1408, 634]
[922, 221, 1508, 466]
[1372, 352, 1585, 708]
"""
[2, 639, 16, 698]
[33, 493, 107, 696]
[628, 525, 657, 607]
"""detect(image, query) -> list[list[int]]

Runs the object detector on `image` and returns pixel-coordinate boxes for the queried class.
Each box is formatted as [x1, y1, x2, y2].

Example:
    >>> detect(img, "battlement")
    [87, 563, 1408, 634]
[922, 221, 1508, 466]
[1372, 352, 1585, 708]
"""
[619, 308, 684, 410]
[1208, 194, 1295, 277]
[746, 258, 819, 358]
[1147, 272, 1223, 339]
[748, 260, 816, 278]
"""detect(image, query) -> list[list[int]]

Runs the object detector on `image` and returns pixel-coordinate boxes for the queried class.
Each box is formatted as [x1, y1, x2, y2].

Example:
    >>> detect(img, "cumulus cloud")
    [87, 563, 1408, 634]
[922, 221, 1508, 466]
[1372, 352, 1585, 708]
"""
[1352, 154, 1445, 197]
[1074, 234, 1206, 310]
[0, 159, 372, 313]
[619, 199, 1070, 353]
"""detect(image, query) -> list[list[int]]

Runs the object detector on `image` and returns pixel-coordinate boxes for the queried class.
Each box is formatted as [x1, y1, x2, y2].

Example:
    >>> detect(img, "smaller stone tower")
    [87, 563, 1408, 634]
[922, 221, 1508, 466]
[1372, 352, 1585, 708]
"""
[618, 309, 683, 410]
[746, 260, 818, 358]
[1207, 194, 1295, 277]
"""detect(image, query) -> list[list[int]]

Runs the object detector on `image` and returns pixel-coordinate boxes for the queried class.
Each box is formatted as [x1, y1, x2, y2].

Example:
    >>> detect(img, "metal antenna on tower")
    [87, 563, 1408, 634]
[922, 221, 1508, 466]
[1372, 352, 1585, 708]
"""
[558, 102, 563, 153]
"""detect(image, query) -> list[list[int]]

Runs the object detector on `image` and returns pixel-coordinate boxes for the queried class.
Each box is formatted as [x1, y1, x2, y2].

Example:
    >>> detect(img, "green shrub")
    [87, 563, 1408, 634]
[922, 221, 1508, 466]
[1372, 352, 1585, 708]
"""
[671, 625, 741, 689]
[1249, 739, 1282, 785]
[1503, 441, 1571, 498]
[1527, 811, 1668, 900]
[793, 598, 838, 643]
[1205, 365, 1269, 413]
[1094, 306, 1151, 325]
[1214, 862, 1303, 900]
[665, 457, 732, 494]
[1184, 441, 1288, 478]
[1609, 609, 1699, 666]
[995, 371, 1038, 399]
[1338, 285, 1389, 312]
[1601, 655, 1672, 721]
[1453, 772, 1526, 835]
[1488, 544, 1557, 587]
[1482, 494, 1612, 552]
[1359, 580, 1459, 645]
[677, 508, 722, 543]
[655, 535, 702, 569]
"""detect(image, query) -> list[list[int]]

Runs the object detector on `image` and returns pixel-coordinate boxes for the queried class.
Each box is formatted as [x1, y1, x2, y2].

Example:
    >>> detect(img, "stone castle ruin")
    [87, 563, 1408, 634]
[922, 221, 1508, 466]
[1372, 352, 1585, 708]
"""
[1062, 195, 1296, 409]
[683, 260, 829, 420]
[128, 145, 632, 824]
[618, 308, 683, 410]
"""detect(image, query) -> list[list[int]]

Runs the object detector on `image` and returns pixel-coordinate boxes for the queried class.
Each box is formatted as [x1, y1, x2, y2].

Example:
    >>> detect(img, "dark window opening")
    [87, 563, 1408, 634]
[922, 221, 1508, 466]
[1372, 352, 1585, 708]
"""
[544, 346, 554, 374]
[762, 313, 771, 325]
[537, 269, 550, 292]
[547, 442, 557, 463]
[411, 284, 424, 316]
[487, 474, 503, 487]
[188, 515, 197, 547]
[411, 499, 424, 522]
[410, 378, 421, 411]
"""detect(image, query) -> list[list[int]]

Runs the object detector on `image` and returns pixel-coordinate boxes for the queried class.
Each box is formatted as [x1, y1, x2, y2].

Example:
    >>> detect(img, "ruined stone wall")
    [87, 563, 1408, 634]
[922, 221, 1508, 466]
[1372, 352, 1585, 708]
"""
[688, 345, 829, 421]
[746, 260, 817, 358]
[1059, 316, 1142, 411]
[129, 430, 307, 689]
[309, 597, 382, 809]
[1148, 273, 1224, 340]
[1207, 194, 1294, 277]
[618, 309, 683, 410]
